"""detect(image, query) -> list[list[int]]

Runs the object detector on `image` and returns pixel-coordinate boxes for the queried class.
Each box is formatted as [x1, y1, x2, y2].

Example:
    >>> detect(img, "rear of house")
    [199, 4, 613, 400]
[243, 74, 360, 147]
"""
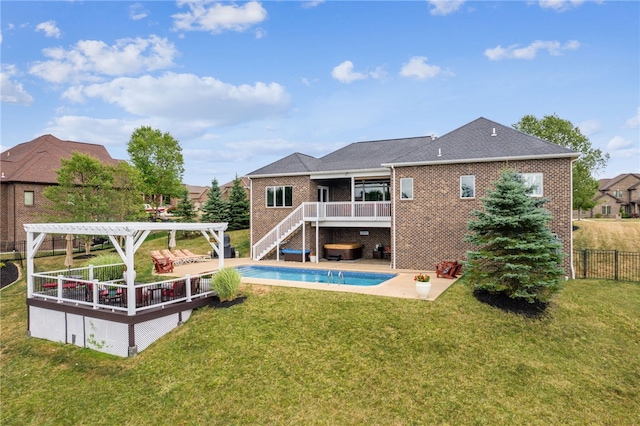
[247, 117, 578, 275]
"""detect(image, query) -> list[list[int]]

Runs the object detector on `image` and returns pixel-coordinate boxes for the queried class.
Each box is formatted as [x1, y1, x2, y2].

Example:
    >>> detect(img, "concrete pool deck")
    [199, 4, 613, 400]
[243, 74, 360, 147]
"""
[170, 257, 459, 301]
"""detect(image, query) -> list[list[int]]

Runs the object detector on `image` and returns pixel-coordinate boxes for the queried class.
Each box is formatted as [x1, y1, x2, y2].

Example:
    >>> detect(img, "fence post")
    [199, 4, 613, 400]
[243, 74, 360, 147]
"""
[614, 250, 619, 281]
[582, 250, 587, 278]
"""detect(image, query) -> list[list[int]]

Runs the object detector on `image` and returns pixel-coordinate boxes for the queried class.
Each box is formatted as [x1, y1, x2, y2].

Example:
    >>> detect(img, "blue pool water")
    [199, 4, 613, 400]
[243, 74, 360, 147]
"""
[235, 265, 396, 286]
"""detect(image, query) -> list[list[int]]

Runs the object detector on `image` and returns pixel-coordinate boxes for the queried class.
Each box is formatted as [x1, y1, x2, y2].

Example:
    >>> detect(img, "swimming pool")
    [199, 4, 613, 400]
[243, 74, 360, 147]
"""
[235, 265, 396, 286]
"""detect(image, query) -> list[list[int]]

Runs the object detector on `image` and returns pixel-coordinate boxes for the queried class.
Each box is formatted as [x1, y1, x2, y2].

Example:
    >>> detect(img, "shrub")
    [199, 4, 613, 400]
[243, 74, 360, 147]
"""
[595, 213, 602, 218]
[213, 267, 241, 301]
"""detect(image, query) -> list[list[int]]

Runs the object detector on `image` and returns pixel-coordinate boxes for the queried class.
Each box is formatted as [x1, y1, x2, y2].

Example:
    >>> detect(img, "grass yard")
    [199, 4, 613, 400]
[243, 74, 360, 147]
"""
[2, 225, 639, 424]
[2, 273, 639, 424]
[573, 219, 640, 251]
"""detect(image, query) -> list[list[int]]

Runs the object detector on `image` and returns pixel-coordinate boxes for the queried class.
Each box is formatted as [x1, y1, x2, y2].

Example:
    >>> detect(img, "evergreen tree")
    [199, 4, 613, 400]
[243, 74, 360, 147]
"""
[464, 170, 565, 303]
[201, 178, 229, 223]
[174, 188, 197, 223]
[227, 175, 250, 230]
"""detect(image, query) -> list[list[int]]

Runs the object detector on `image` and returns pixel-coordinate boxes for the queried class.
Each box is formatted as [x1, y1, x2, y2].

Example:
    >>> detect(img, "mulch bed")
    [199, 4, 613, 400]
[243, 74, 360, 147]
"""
[473, 288, 550, 319]
[1, 261, 19, 289]
[209, 295, 246, 309]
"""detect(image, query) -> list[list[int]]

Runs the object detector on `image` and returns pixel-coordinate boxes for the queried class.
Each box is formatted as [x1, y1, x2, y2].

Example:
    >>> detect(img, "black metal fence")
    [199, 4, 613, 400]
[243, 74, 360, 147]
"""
[573, 249, 640, 282]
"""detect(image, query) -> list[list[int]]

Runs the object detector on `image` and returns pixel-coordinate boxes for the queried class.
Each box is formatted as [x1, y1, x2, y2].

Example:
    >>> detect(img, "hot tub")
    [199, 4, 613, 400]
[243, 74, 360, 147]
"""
[323, 243, 364, 260]
[281, 249, 311, 262]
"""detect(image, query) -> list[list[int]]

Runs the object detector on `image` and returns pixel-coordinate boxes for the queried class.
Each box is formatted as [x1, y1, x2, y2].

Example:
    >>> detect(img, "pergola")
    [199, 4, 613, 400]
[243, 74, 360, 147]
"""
[24, 221, 228, 316]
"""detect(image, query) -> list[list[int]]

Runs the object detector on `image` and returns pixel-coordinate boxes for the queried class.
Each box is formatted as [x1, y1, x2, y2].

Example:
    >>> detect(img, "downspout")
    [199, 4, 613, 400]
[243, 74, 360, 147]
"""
[390, 165, 396, 270]
[249, 178, 254, 260]
[569, 158, 577, 280]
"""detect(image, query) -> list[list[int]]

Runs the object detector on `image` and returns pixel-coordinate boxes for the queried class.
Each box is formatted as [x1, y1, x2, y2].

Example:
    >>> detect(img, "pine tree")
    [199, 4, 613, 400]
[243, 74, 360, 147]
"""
[174, 188, 197, 223]
[201, 178, 229, 223]
[227, 175, 250, 231]
[464, 170, 565, 303]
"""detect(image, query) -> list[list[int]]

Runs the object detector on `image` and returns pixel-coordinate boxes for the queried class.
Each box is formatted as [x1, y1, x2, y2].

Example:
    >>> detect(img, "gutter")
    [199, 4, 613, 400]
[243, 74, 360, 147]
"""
[382, 152, 580, 168]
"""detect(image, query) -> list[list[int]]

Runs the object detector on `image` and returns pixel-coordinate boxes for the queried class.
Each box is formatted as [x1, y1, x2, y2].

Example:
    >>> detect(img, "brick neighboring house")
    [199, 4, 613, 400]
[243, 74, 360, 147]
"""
[220, 176, 250, 201]
[0, 134, 120, 248]
[183, 184, 209, 211]
[246, 117, 579, 275]
[591, 173, 640, 218]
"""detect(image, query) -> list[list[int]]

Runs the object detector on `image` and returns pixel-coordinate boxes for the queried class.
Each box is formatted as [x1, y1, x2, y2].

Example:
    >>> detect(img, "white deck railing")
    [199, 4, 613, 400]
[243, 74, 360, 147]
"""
[252, 201, 391, 260]
[29, 264, 216, 314]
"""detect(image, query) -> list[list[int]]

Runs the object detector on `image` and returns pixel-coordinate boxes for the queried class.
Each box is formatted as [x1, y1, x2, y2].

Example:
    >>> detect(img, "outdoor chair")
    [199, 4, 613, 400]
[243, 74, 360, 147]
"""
[181, 249, 208, 262]
[171, 249, 192, 263]
[151, 255, 174, 273]
[162, 279, 186, 301]
[436, 261, 461, 279]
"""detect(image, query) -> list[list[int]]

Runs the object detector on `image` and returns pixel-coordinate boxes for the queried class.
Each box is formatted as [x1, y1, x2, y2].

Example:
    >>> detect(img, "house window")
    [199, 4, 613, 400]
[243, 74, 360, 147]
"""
[354, 180, 390, 201]
[602, 205, 611, 215]
[521, 173, 543, 197]
[400, 178, 413, 200]
[460, 175, 475, 198]
[24, 191, 34, 206]
[266, 186, 293, 207]
[612, 190, 623, 198]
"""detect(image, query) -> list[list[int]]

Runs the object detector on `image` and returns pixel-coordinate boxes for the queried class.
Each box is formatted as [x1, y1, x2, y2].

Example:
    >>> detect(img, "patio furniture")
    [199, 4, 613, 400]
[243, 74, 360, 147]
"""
[181, 249, 208, 262]
[436, 261, 462, 279]
[162, 279, 186, 301]
[151, 255, 174, 273]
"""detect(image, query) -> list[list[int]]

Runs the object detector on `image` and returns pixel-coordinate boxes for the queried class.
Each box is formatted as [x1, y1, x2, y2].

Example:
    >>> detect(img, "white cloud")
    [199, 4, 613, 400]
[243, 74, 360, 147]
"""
[538, 0, 586, 12]
[399, 56, 441, 80]
[35, 20, 61, 38]
[428, 0, 466, 16]
[485, 40, 580, 60]
[626, 107, 640, 128]
[302, 1, 325, 9]
[331, 61, 367, 84]
[29, 35, 178, 84]
[172, 1, 267, 34]
[0, 64, 34, 105]
[578, 119, 601, 137]
[63, 72, 290, 127]
[129, 3, 149, 21]
[606, 136, 632, 151]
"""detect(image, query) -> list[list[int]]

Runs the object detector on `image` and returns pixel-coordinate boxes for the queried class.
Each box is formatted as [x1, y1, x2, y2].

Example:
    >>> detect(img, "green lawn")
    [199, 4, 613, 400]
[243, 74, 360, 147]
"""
[1, 270, 638, 424]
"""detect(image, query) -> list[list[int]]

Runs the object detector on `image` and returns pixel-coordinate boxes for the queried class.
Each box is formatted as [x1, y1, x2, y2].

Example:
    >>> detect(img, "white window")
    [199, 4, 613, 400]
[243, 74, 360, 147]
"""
[266, 186, 293, 207]
[24, 191, 34, 206]
[400, 178, 413, 200]
[612, 190, 623, 198]
[602, 205, 611, 215]
[460, 175, 475, 199]
[521, 173, 543, 197]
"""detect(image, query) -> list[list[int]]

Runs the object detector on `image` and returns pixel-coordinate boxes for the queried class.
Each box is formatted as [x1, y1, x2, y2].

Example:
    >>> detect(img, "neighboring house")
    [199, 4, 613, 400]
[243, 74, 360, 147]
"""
[220, 176, 250, 201]
[184, 184, 209, 211]
[0, 134, 120, 249]
[246, 117, 579, 275]
[591, 173, 640, 218]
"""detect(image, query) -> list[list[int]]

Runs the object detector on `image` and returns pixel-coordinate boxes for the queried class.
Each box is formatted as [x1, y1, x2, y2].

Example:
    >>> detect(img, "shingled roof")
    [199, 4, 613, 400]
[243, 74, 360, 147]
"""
[247, 117, 578, 177]
[1, 134, 120, 184]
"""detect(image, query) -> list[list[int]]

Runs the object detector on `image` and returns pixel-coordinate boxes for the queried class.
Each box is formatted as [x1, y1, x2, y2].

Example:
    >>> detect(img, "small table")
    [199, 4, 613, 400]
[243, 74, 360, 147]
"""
[372, 250, 383, 259]
[147, 286, 163, 303]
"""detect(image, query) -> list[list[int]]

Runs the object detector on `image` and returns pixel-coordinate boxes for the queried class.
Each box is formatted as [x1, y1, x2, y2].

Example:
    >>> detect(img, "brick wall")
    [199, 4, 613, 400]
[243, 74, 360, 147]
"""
[1, 182, 51, 244]
[393, 158, 574, 274]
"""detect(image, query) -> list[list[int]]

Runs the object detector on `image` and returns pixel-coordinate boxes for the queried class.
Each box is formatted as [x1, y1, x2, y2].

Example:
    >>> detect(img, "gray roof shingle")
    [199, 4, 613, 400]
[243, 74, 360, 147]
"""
[247, 117, 578, 177]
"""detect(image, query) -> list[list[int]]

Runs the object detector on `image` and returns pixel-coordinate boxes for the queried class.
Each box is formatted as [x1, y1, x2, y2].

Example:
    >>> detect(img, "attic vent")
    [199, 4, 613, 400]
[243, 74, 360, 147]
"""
[491, 128, 497, 137]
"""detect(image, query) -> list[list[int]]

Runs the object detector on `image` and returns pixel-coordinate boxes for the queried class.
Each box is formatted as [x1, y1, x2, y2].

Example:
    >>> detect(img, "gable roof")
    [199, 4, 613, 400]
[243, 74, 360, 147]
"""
[1, 134, 120, 184]
[598, 173, 640, 191]
[247, 117, 578, 177]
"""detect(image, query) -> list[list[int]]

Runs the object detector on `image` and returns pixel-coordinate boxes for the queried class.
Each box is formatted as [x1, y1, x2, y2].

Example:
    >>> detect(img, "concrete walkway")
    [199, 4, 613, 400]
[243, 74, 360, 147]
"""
[170, 257, 458, 301]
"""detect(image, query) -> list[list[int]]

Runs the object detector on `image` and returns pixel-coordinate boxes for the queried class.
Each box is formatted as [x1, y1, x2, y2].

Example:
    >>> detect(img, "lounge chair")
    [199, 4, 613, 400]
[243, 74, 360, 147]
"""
[171, 249, 192, 263]
[181, 248, 208, 262]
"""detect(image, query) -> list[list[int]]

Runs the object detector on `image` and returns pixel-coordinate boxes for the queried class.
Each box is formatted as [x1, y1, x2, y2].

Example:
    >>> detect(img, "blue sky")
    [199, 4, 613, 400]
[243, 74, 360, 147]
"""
[2, 0, 638, 187]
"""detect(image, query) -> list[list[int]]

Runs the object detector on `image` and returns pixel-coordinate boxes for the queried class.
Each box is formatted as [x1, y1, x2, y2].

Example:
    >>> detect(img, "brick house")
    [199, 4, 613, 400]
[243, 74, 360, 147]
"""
[220, 176, 250, 201]
[0, 134, 120, 248]
[591, 173, 640, 218]
[246, 117, 579, 275]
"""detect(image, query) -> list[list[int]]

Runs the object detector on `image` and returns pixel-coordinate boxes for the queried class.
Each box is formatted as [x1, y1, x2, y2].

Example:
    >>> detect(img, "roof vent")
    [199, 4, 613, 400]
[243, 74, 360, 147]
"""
[491, 128, 497, 137]
[431, 134, 436, 141]
[1, 172, 4, 178]
[438, 148, 442, 157]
